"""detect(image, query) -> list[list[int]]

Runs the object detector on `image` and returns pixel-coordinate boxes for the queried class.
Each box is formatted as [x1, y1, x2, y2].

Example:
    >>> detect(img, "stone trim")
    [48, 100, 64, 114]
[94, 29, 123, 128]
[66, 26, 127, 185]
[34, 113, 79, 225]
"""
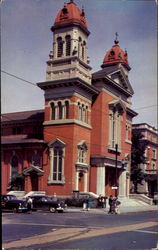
[43, 119, 92, 129]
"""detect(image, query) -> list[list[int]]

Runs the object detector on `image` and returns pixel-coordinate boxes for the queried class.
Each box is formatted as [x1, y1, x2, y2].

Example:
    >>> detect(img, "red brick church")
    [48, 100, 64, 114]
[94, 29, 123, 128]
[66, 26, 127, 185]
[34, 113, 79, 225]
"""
[2, 0, 137, 198]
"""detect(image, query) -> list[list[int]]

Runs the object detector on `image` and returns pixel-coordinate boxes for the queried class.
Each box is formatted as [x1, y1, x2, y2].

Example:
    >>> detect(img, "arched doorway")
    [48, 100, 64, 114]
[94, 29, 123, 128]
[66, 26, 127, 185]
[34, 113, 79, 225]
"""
[78, 172, 84, 192]
[30, 172, 39, 191]
[23, 165, 44, 192]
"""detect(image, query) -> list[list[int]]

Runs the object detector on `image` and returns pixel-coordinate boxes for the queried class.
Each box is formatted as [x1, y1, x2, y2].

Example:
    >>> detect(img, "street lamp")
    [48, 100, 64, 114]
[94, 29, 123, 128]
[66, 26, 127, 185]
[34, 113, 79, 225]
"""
[115, 143, 118, 196]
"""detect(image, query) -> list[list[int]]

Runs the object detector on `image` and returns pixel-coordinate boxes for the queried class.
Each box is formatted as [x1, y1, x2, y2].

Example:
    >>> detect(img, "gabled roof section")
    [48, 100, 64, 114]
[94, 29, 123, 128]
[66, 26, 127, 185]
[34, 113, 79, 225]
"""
[92, 65, 134, 97]
[77, 140, 88, 150]
[23, 165, 44, 176]
[108, 67, 134, 95]
[109, 99, 126, 114]
[48, 138, 66, 148]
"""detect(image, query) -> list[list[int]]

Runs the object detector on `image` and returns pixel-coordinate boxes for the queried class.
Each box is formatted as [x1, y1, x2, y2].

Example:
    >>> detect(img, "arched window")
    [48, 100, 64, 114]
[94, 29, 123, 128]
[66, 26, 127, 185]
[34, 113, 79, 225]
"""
[58, 102, 63, 119]
[11, 155, 18, 178]
[78, 37, 82, 58]
[82, 45, 84, 60]
[32, 152, 40, 167]
[65, 35, 71, 56]
[51, 102, 55, 120]
[78, 102, 88, 123]
[108, 101, 124, 150]
[82, 41, 86, 60]
[77, 141, 88, 164]
[57, 37, 63, 57]
[48, 139, 66, 184]
[65, 101, 69, 119]
[53, 148, 63, 181]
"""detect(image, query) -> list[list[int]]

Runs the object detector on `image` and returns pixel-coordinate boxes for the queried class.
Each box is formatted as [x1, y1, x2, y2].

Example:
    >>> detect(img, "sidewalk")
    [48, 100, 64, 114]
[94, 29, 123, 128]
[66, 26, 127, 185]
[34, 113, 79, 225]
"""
[65, 205, 158, 214]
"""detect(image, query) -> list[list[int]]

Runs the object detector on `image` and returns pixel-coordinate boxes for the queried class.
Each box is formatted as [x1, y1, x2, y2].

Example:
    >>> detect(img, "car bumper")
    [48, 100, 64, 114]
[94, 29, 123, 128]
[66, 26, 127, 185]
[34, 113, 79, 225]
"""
[56, 207, 64, 211]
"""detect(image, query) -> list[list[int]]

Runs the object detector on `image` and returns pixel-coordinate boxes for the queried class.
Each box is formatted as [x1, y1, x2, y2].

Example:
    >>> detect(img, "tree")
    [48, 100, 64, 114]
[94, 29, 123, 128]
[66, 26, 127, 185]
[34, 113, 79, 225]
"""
[131, 130, 147, 193]
[7, 173, 25, 191]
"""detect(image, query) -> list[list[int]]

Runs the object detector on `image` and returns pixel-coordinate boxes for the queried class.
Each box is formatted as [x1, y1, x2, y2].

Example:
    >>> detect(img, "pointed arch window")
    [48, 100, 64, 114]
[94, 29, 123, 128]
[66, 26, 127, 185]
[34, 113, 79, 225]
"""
[11, 155, 18, 178]
[32, 151, 40, 167]
[48, 139, 66, 184]
[65, 35, 71, 56]
[57, 37, 63, 57]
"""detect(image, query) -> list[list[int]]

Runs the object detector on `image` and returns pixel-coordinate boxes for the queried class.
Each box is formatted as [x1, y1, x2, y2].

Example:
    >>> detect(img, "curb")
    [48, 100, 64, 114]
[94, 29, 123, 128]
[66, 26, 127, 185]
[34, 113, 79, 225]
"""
[65, 206, 158, 214]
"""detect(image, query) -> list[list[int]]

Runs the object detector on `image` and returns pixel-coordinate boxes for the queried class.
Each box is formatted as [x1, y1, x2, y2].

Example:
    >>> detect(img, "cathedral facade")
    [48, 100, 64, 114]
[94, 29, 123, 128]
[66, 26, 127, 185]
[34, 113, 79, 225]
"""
[2, 0, 137, 198]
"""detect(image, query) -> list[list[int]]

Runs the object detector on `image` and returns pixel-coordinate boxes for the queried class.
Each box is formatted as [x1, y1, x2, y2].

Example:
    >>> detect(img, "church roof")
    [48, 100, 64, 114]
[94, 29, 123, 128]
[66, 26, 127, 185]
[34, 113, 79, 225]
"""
[1, 135, 45, 144]
[102, 35, 129, 69]
[53, 0, 88, 31]
[1, 109, 44, 123]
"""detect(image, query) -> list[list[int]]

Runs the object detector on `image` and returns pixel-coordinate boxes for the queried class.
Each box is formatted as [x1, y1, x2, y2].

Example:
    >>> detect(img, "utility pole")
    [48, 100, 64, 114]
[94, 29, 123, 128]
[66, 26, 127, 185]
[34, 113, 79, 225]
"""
[115, 143, 118, 197]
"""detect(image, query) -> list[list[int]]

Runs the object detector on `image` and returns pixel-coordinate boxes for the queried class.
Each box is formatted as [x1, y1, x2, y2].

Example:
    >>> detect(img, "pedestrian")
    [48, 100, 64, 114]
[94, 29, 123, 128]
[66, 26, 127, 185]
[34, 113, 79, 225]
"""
[86, 197, 90, 211]
[103, 196, 107, 209]
[27, 196, 33, 213]
[111, 197, 117, 214]
[114, 197, 121, 214]
[52, 192, 57, 201]
[98, 194, 102, 208]
[108, 195, 113, 214]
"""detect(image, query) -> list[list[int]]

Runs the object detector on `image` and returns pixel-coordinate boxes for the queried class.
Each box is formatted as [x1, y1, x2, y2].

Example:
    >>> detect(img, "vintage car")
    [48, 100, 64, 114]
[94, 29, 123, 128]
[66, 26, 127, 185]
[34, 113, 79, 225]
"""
[1, 194, 28, 213]
[29, 195, 65, 213]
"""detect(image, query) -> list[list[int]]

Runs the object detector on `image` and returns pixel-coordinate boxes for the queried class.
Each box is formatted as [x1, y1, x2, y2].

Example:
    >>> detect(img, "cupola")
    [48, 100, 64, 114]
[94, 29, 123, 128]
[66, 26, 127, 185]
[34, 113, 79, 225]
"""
[51, 0, 89, 35]
[102, 33, 130, 70]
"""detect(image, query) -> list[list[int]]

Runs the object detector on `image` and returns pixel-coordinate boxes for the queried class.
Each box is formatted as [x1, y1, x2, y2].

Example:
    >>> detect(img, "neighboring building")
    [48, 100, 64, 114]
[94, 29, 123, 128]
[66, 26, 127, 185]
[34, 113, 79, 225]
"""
[1, 0, 137, 198]
[132, 123, 158, 197]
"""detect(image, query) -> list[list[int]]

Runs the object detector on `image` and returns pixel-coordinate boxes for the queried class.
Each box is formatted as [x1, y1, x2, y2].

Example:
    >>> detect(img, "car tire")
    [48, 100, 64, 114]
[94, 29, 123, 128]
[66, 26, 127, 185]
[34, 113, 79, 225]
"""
[58, 210, 63, 213]
[49, 207, 56, 213]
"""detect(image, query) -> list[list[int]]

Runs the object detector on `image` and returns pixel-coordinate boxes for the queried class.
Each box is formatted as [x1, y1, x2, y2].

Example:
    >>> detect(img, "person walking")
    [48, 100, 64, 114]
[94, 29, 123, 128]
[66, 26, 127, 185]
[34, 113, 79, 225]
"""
[114, 197, 121, 214]
[27, 196, 33, 213]
[108, 195, 113, 214]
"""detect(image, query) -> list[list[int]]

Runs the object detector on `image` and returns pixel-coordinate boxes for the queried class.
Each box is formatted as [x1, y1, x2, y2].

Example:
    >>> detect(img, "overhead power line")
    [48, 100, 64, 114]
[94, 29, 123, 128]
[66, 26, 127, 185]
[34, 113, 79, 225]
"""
[1, 70, 36, 86]
[134, 105, 157, 110]
[1, 70, 157, 111]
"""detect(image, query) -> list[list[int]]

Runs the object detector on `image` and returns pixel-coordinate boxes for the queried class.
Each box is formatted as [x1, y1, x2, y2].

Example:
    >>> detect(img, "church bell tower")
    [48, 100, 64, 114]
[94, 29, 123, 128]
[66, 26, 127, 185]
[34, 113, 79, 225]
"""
[37, 0, 98, 195]
[46, 0, 92, 84]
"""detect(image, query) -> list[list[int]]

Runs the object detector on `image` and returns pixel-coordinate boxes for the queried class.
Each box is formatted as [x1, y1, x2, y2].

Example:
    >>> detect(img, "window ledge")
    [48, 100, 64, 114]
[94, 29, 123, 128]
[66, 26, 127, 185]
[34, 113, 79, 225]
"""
[125, 140, 132, 144]
[43, 119, 92, 129]
[108, 146, 121, 154]
[76, 162, 88, 166]
[48, 180, 65, 185]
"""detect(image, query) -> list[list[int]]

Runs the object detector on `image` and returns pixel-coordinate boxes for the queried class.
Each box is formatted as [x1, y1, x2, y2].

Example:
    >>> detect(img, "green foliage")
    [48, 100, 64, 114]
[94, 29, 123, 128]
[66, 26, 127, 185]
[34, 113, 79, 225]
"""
[131, 130, 147, 193]
[7, 173, 25, 191]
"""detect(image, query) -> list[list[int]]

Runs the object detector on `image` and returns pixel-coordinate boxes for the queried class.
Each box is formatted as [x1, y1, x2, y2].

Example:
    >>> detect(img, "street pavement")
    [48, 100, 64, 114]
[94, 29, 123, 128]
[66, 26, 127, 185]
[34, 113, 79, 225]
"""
[65, 204, 158, 214]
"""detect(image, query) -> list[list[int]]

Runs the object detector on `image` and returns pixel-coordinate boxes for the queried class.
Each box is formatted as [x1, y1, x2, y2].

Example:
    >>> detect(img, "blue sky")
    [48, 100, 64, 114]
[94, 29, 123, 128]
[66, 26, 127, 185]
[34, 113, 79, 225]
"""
[1, 0, 157, 128]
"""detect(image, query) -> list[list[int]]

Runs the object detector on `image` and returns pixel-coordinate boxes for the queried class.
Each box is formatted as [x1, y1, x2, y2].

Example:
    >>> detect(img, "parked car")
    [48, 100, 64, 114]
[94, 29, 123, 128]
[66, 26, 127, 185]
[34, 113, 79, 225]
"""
[1, 194, 28, 213]
[29, 195, 65, 213]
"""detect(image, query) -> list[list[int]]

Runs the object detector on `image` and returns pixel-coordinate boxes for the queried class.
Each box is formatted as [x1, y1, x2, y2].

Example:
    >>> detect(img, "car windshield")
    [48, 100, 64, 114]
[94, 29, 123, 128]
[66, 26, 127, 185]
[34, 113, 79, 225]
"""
[5, 195, 17, 201]
[41, 197, 52, 202]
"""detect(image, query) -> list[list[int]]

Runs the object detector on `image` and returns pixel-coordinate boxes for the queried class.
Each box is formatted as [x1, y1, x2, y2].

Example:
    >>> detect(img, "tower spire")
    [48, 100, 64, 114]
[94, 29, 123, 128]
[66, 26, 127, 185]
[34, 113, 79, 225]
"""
[114, 32, 119, 45]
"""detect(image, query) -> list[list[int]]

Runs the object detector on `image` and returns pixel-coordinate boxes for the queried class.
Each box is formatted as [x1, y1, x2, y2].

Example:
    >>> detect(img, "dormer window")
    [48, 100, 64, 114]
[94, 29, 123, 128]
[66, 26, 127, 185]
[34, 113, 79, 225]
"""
[110, 50, 115, 56]
[62, 6, 68, 14]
